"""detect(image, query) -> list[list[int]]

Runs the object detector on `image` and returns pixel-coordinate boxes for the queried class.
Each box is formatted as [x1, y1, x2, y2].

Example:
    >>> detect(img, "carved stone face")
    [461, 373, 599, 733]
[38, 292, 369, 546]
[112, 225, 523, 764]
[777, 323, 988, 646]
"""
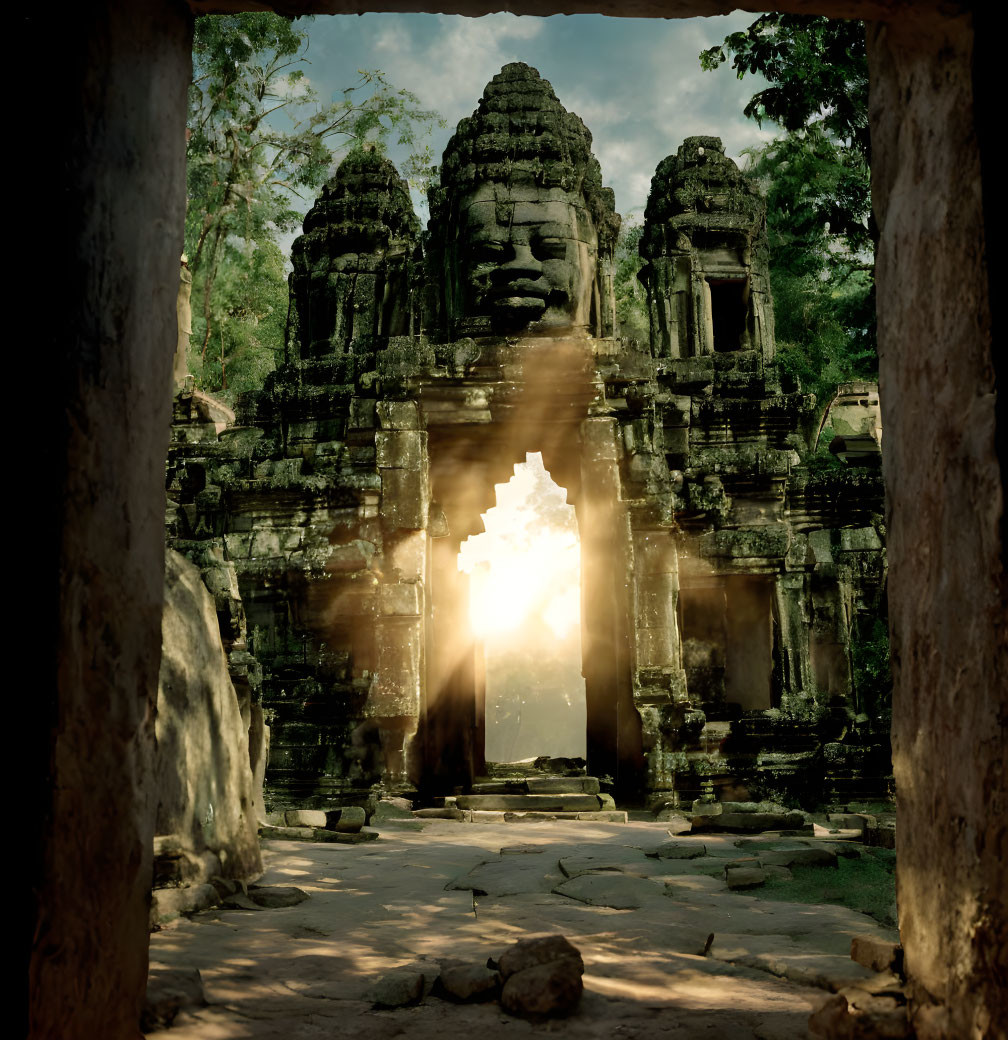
[456, 180, 598, 331]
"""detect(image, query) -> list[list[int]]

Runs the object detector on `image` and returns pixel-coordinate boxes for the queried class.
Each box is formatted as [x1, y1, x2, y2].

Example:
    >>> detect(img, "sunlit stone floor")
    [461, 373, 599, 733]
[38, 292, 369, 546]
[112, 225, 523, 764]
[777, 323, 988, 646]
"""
[147, 818, 896, 1039]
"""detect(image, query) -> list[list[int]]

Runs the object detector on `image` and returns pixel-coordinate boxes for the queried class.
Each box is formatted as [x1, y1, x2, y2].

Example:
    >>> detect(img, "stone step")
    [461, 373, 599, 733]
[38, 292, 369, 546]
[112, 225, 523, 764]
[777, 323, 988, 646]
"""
[259, 824, 378, 844]
[472, 776, 601, 796]
[467, 809, 628, 824]
[455, 793, 603, 812]
[526, 776, 600, 795]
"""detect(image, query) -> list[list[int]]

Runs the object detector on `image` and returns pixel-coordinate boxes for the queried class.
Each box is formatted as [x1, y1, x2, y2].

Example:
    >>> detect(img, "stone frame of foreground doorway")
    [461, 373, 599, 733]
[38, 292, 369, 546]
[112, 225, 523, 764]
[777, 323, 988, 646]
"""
[33, 2, 1003, 1040]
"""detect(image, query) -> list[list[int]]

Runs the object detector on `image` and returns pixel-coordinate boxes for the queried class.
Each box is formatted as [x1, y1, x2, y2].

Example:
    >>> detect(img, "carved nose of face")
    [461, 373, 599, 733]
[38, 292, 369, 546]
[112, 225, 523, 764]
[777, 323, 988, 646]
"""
[491, 242, 543, 286]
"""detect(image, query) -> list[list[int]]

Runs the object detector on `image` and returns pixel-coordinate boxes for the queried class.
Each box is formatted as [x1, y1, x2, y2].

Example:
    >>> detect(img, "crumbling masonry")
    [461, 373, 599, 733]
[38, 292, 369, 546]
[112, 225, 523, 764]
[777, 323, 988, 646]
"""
[166, 63, 889, 812]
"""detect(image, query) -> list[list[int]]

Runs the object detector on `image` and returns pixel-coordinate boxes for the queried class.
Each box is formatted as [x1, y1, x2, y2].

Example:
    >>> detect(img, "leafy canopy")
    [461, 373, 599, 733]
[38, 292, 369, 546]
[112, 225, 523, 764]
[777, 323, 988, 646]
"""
[185, 13, 442, 396]
[700, 14, 875, 412]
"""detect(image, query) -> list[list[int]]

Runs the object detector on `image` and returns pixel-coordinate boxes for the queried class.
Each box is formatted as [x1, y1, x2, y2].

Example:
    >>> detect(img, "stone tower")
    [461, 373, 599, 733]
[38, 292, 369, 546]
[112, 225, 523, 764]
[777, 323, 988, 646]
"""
[426, 62, 620, 337]
[287, 149, 421, 361]
[639, 136, 774, 363]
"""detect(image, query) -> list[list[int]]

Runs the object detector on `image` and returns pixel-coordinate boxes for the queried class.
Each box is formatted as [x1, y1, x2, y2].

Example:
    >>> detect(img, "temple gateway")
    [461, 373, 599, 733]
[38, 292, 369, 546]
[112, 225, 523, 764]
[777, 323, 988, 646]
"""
[166, 62, 889, 813]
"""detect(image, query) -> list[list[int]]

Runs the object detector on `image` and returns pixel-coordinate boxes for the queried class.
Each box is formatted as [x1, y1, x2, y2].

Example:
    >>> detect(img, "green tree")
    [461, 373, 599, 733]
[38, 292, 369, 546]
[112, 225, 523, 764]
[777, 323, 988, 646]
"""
[612, 217, 649, 347]
[700, 15, 875, 411]
[186, 13, 442, 395]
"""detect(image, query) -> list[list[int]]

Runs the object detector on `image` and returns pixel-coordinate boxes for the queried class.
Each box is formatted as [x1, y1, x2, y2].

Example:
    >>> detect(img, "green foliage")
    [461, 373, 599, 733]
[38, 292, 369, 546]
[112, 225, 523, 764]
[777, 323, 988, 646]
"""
[772, 266, 876, 411]
[699, 14, 869, 162]
[701, 14, 876, 419]
[851, 617, 892, 726]
[192, 239, 288, 395]
[755, 848, 897, 928]
[185, 13, 442, 398]
[613, 217, 649, 346]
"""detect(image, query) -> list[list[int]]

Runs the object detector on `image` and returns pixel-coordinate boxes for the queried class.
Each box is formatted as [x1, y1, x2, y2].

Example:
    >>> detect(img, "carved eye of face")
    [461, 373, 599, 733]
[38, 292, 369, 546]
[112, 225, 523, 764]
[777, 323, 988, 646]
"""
[470, 241, 511, 266]
[530, 236, 568, 262]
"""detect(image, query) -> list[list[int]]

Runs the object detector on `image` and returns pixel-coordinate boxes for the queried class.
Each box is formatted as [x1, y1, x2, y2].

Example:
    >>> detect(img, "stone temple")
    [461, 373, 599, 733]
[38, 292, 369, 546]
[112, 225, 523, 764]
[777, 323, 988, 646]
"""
[165, 62, 889, 822]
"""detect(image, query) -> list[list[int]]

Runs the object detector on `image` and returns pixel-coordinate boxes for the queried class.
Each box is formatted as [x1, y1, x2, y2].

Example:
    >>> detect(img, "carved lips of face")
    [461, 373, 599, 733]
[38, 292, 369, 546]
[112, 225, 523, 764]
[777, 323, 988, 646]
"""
[458, 181, 598, 332]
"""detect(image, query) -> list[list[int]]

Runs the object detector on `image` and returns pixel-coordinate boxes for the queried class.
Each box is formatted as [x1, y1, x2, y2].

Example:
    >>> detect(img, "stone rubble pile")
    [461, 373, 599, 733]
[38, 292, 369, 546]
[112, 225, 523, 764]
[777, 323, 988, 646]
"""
[369, 935, 585, 1018]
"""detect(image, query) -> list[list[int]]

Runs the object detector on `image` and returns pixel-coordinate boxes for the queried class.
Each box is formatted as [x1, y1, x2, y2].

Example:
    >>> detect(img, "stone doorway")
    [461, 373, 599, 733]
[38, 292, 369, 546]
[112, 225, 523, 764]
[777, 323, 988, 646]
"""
[459, 452, 587, 764]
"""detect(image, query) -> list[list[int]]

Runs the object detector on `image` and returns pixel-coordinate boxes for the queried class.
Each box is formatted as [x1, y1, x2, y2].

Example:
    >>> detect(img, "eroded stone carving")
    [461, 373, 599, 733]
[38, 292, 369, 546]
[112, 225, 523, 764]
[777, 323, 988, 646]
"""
[639, 136, 773, 362]
[427, 62, 620, 336]
[287, 149, 420, 360]
[166, 72, 890, 820]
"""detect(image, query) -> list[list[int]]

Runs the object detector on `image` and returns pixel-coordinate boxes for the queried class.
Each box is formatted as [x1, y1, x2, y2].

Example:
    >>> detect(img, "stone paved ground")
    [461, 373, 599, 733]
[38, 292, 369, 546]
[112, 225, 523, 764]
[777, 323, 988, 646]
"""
[147, 818, 898, 1039]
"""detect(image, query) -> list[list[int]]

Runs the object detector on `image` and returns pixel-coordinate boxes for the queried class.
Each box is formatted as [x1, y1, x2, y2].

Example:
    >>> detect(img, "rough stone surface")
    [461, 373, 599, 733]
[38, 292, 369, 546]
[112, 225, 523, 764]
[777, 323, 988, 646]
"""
[850, 935, 902, 974]
[500, 959, 585, 1018]
[329, 806, 367, 832]
[154, 551, 261, 883]
[245, 885, 310, 909]
[428, 62, 618, 337]
[437, 962, 501, 1002]
[553, 873, 666, 909]
[725, 867, 767, 890]
[370, 969, 425, 1009]
[285, 809, 327, 828]
[868, 14, 1007, 1037]
[142, 967, 206, 1032]
[497, 934, 585, 1017]
[36, 14, 1006, 1040]
[655, 840, 707, 859]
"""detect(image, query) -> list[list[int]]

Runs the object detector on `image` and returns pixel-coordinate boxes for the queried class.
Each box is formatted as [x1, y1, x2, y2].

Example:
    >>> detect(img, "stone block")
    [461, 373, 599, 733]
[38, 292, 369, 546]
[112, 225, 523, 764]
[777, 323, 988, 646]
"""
[761, 846, 838, 869]
[828, 813, 875, 834]
[525, 776, 600, 795]
[500, 957, 583, 1018]
[328, 806, 366, 832]
[692, 800, 723, 816]
[284, 809, 327, 828]
[437, 963, 500, 1002]
[692, 811, 806, 833]
[655, 841, 707, 860]
[725, 866, 767, 890]
[839, 527, 883, 552]
[380, 466, 429, 530]
[375, 429, 425, 469]
[326, 542, 376, 574]
[151, 883, 219, 923]
[662, 427, 689, 455]
[851, 935, 903, 973]
[142, 968, 207, 1032]
[699, 525, 791, 561]
[376, 399, 421, 430]
[379, 581, 422, 616]
[347, 397, 377, 430]
[386, 529, 426, 580]
[370, 618, 422, 716]
[455, 794, 601, 811]
[635, 626, 678, 667]
[370, 970, 425, 1009]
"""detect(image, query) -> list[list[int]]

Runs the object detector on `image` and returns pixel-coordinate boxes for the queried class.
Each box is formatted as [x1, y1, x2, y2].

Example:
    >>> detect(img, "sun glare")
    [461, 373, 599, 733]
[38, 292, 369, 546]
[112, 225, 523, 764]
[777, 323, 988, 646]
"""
[458, 453, 580, 641]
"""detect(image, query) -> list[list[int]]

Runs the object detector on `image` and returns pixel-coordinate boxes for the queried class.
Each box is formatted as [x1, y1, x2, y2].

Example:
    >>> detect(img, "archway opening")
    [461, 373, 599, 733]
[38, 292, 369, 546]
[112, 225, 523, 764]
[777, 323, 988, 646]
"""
[458, 452, 587, 764]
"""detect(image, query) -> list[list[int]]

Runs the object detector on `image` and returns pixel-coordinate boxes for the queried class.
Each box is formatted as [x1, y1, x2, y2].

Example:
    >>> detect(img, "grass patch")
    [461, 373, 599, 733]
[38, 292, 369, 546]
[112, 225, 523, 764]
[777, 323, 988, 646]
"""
[753, 848, 897, 928]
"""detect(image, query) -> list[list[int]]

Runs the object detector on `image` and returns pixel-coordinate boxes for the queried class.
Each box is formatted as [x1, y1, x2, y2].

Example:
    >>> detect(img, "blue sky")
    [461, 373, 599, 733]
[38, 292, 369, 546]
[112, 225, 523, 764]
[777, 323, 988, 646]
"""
[286, 11, 772, 229]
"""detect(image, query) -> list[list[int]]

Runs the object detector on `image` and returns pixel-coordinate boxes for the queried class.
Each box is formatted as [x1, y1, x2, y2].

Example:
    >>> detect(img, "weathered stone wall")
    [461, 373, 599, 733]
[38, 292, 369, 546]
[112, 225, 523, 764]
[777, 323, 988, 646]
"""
[868, 13, 1006, 1038]
[39, 6, 1004, 1040]
[155, 550, 262, 880]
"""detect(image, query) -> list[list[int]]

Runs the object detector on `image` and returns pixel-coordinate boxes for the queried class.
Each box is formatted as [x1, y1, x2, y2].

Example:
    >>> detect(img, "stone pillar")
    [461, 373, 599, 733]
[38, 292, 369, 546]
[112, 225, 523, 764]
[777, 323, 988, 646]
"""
[32, 2, 191, 1037]
[373, 400, 429, 787]
[869, 12, 1006, 1038]
[631, 527, 689, 796]
[579, 416, 642, 792]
